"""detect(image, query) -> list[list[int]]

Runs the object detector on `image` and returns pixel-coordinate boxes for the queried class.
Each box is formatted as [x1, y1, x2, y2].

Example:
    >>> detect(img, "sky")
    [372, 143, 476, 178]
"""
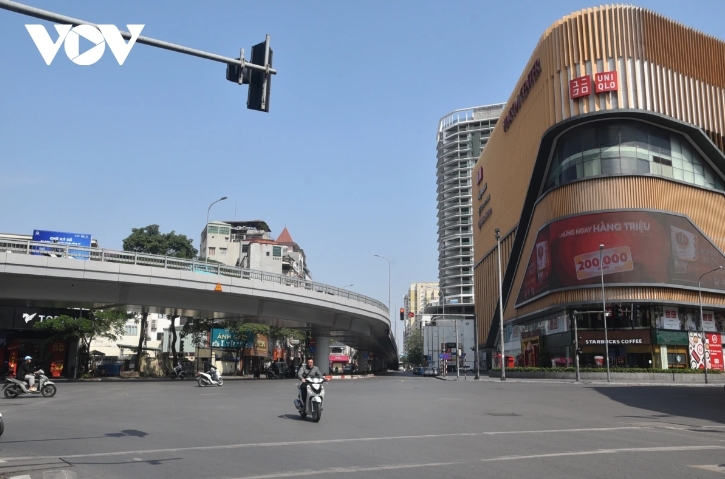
[1, 0, 725, 348]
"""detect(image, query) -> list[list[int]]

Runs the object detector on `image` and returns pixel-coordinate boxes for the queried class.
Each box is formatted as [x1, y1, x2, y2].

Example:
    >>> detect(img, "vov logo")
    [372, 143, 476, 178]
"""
[25, 24, 144, 65]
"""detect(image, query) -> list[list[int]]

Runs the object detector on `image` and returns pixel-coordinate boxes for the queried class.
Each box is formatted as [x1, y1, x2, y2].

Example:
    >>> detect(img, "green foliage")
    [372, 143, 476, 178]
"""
[34, 310, 130, 350]
[122, 224, 198, 258]
[491, 367, 722, 374]
[404, 332, 425, 366]
[180, 317, 216, 347]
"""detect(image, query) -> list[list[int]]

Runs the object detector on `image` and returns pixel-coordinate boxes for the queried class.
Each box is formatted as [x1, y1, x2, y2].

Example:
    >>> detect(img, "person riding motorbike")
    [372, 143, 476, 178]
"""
[16, 356, 36, 391]
[297, 358, 322, 406]
[173, 362, 183, 377]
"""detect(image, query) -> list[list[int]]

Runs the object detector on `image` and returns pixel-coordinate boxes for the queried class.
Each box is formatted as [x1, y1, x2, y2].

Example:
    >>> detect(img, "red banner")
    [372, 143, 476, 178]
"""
[517, 211, 725, 305]
[707, 333, 724, 371]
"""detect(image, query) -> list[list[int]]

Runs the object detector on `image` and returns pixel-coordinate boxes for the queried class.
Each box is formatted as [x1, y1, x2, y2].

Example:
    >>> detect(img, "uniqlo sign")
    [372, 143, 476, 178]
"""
[595, 71, 619, 93]
[569, 75, 592, 99]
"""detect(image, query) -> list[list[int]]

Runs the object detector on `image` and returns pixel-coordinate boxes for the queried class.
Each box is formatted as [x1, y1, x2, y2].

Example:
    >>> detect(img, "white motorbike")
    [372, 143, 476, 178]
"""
[197, 366, 223, 387]
[294, 377, 327, 422]
[3, 370, 57, 398]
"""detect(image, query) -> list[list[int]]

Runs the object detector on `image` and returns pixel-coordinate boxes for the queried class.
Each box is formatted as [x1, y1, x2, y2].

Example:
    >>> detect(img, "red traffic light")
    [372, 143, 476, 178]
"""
[399, 308, 404, 313]
[408, 312, 414, 318]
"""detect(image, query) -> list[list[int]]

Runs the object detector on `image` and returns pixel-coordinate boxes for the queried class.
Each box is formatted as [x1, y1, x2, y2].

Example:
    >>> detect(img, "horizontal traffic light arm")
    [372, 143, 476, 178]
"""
[0, 0, 277, 74]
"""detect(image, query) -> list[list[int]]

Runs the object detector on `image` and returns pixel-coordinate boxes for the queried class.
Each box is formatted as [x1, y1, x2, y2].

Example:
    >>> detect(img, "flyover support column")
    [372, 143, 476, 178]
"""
[357, 350, 368, 374]
[312, 329, 330, 375]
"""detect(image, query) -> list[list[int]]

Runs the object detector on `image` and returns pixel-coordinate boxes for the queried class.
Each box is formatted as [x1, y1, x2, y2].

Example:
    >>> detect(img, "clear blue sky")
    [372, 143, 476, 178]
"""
[1, 1, 724, 346]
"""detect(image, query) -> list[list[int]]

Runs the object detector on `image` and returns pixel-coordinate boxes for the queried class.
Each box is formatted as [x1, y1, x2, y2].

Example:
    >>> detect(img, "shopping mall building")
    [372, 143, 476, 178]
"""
[473, 5, 725, 371]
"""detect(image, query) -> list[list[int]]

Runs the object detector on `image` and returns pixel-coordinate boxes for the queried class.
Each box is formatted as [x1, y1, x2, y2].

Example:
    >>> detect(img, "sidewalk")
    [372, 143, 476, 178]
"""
[51, 373, 377, 382]
[433, 375, 725, 387]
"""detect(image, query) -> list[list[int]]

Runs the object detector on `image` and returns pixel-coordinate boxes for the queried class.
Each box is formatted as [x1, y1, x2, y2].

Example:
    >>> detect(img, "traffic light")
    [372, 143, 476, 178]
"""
[399, 308, 405, 321]
[247, 36, 273, 112]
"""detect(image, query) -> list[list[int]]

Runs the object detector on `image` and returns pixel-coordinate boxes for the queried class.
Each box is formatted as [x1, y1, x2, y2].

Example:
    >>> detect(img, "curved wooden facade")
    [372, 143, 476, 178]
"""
[473, 5, 725, 348]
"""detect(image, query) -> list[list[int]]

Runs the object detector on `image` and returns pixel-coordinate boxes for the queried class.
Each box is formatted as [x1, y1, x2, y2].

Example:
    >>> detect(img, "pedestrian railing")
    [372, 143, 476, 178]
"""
[0, 239, 389, 314]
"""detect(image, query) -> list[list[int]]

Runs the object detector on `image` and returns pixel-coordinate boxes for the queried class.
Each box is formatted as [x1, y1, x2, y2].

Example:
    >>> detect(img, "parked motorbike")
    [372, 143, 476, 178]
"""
[253, 368, 261, 379]
[0, 412, 4, 436]
[197, 366, 223, 387]
[3, 370, 57, 398]
[294, 377, 327, 422]
[266, 369, 282, 379]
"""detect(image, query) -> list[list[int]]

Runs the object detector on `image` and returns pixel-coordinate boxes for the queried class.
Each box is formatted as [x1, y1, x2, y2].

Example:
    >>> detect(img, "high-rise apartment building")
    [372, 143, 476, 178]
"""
[436, 104, 505, 312]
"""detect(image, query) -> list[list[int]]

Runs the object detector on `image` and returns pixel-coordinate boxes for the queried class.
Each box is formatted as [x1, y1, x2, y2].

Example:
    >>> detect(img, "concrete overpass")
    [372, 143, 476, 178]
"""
[0, 240, 397, 371]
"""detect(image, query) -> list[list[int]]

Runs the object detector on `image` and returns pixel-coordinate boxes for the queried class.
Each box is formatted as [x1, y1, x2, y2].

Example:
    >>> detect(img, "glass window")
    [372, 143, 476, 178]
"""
[209, 247, 215, 256]
[273, 246, 282, 257]
[545, 119, 723, 193]
[208, 226, 219, 235]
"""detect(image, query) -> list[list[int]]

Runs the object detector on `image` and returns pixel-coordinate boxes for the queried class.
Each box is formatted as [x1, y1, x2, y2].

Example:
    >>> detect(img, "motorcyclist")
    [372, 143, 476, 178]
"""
[297, 357, 322, 406]
[173, 362, 183, 377]
[17, 356, 36, 391]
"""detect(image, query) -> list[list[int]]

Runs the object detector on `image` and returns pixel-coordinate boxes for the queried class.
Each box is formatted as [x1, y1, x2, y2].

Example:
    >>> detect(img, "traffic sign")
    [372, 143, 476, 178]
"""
[438, 353, 444, 360]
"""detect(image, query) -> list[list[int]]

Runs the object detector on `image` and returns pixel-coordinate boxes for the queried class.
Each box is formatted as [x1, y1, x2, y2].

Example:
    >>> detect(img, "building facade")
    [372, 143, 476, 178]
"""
[473, 5, 725, 371]
[403, 282, 439, 341]
[437, 104, 505, 315]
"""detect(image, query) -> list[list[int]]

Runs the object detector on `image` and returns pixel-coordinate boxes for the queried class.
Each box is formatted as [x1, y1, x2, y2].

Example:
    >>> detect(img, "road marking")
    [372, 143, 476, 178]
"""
[0, 426, 649, 462]
[222, 445, 725, 479]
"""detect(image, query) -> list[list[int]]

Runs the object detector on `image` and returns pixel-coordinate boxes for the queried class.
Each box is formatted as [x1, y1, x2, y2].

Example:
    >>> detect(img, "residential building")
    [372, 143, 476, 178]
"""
[436, 104, 504, 319]
[200, 221, 312, 279]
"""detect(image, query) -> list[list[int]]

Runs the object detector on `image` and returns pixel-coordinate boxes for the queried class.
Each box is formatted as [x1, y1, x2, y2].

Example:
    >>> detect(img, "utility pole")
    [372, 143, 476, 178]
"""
[474, 314, 480, 380]
[600, 245, 610, 382]
[572, 311, 581, 382]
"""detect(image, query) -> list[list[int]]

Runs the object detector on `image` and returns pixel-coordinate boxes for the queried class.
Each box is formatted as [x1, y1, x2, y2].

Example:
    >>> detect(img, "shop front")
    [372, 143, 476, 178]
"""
[329, 354, 349, 374]
[578, 329, 652, 369]
[0, 306, 79, 378]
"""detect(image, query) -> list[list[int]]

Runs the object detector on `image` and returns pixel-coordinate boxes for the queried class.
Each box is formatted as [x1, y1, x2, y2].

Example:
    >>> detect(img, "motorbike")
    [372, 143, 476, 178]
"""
[3, 370, 57, 398]
[170, 365, 185, 380]
[197, 366, 223, 387]
[294, 377, 327, 422]
[0, 412, 4, 436]
[266, 369, 282, 379]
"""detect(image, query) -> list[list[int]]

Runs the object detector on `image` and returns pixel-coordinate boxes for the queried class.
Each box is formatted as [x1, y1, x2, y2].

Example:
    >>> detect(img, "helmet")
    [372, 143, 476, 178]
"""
[24, 356, 32, 360]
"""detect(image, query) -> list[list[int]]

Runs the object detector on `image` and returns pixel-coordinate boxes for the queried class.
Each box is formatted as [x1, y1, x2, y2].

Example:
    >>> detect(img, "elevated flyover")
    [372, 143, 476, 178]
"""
[0, 240, 397, 370]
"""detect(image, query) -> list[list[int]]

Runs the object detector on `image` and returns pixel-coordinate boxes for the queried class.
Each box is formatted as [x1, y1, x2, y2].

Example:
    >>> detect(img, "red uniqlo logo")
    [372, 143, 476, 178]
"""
[595, 71, 619, 93]
[569, 75, 592, 99]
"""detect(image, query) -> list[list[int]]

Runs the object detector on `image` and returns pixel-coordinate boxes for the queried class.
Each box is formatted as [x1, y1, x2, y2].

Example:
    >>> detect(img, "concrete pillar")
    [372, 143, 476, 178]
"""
[660, 345, 669, 369]
[312, 330, 330, 375]
[357, 350, 367, 374]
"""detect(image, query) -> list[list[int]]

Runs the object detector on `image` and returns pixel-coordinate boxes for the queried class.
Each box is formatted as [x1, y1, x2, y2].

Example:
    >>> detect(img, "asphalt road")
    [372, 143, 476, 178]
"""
[1, 373, 725, 479]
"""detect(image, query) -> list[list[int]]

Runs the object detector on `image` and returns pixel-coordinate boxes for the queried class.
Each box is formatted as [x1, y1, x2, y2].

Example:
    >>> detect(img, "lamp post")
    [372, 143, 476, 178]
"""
[495, 228, 505, 381]
[699, 265, 722, 384]
[205, 196, 227, 263]
[342, 284, 354, 290]
[373, 255, 393, 351]
[474, 313, 480, 380]
[600, 244, 610, 382]
[572, 310, 581, 382]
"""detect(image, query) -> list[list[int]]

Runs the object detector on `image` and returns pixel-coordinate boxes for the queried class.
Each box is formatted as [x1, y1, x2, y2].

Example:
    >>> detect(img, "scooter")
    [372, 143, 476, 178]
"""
[197, 366, 223, 387]
[294, 377, 327, 422]
[3, 370, 57, 398]
[266, 369, 281, 379]
[170, 365, 185, 380]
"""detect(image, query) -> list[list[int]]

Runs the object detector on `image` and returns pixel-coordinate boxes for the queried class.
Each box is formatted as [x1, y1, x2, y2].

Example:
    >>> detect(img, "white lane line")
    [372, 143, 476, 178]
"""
[0, 426, 648, 462]
[222, 445, 725, 479]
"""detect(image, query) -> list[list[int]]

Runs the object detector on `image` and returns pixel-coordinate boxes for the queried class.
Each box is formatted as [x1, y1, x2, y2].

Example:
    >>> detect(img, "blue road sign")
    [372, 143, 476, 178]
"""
[32, 229, 92, 260]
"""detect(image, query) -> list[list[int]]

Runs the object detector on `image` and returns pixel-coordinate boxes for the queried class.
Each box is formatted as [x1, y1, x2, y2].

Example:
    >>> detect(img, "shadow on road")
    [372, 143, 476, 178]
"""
[278, 414, 305, 420]
[0, 429, 149, 444]
[591, 386, 725, 424]
[68, 457, 182, 466]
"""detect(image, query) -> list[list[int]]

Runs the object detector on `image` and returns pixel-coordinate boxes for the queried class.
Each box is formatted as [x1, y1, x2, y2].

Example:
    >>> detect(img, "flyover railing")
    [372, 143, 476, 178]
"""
[0, 239, 389, 314]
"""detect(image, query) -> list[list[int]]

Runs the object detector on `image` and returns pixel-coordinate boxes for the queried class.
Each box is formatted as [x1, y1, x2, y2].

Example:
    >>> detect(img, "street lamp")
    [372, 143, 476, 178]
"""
[373, 255, 394, 351]
[600, 244, 610, 382]
[699, 265, 722, 384]
[495, 228, 505, 381]
[342, 284, 354, 290]
[205, 196, 228, 263]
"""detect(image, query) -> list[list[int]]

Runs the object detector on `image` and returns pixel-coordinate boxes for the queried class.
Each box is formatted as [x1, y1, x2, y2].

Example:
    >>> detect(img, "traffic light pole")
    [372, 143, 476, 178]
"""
[0, 0, 277, 74]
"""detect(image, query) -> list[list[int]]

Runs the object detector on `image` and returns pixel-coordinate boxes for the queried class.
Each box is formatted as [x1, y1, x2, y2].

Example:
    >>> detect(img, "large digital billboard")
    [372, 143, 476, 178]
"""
[32, 230, 92, 260]
[516, 211, 725, 306]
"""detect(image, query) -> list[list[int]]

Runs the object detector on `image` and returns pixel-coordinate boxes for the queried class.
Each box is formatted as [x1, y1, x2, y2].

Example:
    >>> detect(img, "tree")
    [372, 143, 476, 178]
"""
[122, 224, 198, 258]
[34, 310, 130, 374]
[404, 331, 425, 366]
[122, 224, 197, 370]
[225, 322, 269, 373]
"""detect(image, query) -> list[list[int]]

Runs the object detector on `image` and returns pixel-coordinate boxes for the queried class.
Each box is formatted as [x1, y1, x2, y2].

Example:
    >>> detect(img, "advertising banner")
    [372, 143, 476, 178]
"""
[706, 333, 724, 371]
[660, 307, 681, 330]
[688, 332, 706, 369]
[516, 211, 725, 306]
[210, 328, 252, 349]
[702, 310, 717, 332]
[32, 229, 92, 260]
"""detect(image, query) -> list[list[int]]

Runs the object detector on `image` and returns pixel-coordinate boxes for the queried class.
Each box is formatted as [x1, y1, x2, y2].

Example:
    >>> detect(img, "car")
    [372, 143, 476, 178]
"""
[413, 366, 425, 375]
[423, 367, 438, 377]
[342, 365, 356, 374]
